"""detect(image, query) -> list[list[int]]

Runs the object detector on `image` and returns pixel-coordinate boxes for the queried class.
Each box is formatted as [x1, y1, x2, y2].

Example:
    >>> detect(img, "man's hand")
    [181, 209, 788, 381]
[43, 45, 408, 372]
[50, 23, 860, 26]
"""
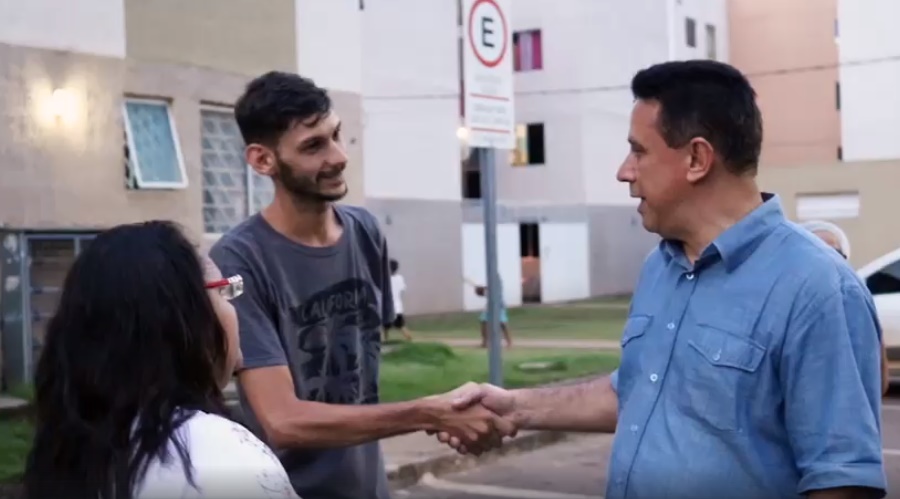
[429, 383, 518, 454]
[422, 382, 517, 455]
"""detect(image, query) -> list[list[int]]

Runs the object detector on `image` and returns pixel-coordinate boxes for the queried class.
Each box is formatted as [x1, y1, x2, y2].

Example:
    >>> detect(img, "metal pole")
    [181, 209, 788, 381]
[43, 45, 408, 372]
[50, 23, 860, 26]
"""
[479, 146, 504, 387]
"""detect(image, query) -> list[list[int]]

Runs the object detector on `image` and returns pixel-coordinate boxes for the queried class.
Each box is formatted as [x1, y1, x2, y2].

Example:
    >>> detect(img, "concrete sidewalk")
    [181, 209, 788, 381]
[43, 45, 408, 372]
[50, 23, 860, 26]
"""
[383, 427, 571, 489]
[425, 338, 621, 350]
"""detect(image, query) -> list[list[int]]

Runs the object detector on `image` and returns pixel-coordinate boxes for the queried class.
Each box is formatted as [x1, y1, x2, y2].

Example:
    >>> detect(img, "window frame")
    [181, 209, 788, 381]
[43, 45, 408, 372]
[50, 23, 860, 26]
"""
[511, 122, 546, 166]
[513, 28, 543, 72]
[199, 104, 266, 237]
[705, 23, 717, 60]
[122, 97, 189, 190]
[685, 17, 697, 48]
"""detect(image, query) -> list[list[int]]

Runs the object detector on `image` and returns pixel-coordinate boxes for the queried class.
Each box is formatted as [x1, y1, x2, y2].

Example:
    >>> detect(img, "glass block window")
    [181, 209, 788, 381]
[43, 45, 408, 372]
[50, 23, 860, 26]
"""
[250, 168, 274, 213]
[201, 108, 274, 234]
[123, 99, 187, 189]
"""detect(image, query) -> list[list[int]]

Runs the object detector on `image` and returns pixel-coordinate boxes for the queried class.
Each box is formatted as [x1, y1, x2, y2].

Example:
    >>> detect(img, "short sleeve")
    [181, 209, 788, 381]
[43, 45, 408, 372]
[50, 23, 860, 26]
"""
[781, 283, 886, 496]
[188, 417, 299, 499]
[209, 244, 287, 370]
[136, 414, 299, 499]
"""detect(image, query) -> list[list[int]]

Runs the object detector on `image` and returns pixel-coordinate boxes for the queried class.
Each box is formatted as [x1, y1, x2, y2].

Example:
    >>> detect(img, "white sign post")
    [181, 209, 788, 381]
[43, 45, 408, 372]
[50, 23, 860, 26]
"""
[462, 0, 514, 387]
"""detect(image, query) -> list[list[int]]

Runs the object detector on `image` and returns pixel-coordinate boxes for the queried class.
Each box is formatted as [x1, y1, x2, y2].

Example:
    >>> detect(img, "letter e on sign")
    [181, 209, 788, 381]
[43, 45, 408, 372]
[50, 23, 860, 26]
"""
[462, 0, 515, 149]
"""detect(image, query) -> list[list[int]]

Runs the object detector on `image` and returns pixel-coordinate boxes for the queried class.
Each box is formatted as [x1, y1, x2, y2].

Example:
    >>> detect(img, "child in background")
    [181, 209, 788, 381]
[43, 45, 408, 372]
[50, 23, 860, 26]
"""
[475, 279, 513, 348]
[384, 259, 413, 341]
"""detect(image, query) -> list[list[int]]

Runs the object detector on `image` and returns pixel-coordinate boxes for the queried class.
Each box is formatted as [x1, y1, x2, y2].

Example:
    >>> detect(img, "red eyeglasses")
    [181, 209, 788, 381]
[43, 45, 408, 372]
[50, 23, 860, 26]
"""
[205, 275, 244, 300]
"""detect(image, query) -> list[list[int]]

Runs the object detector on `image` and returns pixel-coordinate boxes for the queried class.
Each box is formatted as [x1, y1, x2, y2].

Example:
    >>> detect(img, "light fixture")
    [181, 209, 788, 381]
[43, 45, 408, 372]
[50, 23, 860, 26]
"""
[456, 126, 469, 142]
[49, 88, 78, 122]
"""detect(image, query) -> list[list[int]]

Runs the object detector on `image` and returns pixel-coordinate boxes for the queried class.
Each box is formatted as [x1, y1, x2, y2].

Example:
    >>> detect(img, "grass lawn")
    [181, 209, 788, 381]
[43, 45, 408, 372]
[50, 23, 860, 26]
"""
[379, 341, 620, 403]
[0, 417, 32, 483]
[0, 341, 620, 484]
[407, 296, 630, 341]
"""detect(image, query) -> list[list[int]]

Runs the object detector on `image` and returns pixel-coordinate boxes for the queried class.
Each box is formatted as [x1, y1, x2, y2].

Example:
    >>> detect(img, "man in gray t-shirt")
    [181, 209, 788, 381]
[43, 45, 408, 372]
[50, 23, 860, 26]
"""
[210, 71, 515, 499]
[212, 205, 393, 498]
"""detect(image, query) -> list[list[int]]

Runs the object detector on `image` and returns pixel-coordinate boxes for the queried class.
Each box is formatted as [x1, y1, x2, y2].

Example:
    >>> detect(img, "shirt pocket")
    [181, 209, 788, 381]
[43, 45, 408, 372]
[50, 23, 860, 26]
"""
[676, 323, 766, 432]
[617, 315, 653, 397]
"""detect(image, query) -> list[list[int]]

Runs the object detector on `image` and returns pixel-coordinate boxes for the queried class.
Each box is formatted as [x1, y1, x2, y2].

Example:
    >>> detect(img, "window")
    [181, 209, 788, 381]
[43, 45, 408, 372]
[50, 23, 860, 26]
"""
[513, 29, 543, 72]
[201, 108, 274, 234]
[685, 18, 696, 48]
[867, 259, 900, 296]
[705, 24, 717, 60]
[461, 149, 481, 199]
[123, 98, 187, 189]
[836, 81, 841, 110]
[511, 123, 545, 166]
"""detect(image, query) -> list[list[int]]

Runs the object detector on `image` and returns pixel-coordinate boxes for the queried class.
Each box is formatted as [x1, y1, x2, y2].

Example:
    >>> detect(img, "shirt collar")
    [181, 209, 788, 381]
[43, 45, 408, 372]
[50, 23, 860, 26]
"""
[660, 192, 785, 272]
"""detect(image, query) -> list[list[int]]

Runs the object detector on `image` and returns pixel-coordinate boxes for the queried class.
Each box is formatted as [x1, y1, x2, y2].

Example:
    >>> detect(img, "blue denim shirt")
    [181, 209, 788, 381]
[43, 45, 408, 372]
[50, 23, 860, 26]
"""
[607, 194, 886, 499]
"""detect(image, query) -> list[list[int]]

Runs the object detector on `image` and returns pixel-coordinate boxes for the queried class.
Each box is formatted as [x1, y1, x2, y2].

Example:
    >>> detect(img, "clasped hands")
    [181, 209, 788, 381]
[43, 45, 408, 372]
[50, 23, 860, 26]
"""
[424, 382, 517, 456]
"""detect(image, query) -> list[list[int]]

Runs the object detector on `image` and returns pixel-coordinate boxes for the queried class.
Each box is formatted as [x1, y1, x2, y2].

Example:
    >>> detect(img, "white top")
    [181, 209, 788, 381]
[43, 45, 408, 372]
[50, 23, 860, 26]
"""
[391, 274, 406, 315]
[134, 411, 299, 499]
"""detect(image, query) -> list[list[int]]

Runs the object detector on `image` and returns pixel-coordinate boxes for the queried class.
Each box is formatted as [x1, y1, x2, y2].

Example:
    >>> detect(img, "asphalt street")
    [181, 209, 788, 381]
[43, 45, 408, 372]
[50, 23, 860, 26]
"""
[397, 392, 900, 499]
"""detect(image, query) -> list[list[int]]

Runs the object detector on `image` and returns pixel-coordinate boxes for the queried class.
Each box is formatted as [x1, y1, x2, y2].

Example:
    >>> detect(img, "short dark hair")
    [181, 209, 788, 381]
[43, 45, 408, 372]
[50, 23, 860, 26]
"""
[24, 221, 230, 499]
[630, 60, 763, 175]
[390, 259, 399, 273]
[234, 71, 332, 147]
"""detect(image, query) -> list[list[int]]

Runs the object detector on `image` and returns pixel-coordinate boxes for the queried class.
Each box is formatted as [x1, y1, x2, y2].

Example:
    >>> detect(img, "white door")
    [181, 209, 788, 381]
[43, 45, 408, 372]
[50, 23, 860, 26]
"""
[538, 222, 591, 303]
[461, 223, 523, 311]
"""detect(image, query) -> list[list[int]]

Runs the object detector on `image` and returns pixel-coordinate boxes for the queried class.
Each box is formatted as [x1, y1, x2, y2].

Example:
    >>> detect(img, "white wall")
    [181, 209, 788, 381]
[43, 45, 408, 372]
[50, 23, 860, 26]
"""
[295, 0, 362, 93]
[671, 0, 729, 61]
[539, 223, 590, 303]
[361, 0, 462, 201]
[837, 0, 900, 161]
[499, 0, 680, 207]
[461, 223, 523, 311]
[0, 0, 126, 58]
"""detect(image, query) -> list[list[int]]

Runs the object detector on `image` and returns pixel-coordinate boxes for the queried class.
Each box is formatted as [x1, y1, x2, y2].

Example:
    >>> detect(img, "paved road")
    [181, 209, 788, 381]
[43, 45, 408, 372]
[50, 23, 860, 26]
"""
[397, 391, 900, 498]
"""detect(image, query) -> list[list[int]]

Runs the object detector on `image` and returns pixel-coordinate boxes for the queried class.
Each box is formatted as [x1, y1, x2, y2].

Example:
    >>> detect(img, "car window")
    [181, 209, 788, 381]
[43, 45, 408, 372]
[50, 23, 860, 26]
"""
[867, 259, 900, 296]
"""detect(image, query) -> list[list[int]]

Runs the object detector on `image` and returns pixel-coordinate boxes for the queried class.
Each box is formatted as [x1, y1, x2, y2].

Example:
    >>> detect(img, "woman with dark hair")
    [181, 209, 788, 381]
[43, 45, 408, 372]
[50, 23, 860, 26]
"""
[23, 221, 298, 499]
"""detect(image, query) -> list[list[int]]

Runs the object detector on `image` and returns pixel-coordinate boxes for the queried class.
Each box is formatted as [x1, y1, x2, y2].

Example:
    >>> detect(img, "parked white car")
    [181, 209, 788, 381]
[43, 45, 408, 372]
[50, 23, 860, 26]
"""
[857, 250, 900, 380]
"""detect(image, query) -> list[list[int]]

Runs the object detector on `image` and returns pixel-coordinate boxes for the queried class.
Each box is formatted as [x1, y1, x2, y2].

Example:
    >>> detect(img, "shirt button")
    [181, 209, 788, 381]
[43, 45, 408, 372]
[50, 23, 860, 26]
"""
[686, 273, 695, 280]
[630, 424, 639, 432]
[650, 373, 658, 382]
[667, 322, 676, 330]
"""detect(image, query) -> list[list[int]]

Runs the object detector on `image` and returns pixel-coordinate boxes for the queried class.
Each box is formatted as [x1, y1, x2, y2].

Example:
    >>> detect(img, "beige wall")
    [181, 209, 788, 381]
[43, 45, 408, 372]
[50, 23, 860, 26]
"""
[729, 0, 841, 167]
[0, 43, 206, 233]
[125, 0, 296, 77]
[758, 160, 900, 268]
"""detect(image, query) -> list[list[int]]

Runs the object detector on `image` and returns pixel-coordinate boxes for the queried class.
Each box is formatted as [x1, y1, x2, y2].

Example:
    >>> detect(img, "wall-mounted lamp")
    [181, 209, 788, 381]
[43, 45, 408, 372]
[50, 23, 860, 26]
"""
[49, 88, 78, 123]
[456, 126, 469, 142]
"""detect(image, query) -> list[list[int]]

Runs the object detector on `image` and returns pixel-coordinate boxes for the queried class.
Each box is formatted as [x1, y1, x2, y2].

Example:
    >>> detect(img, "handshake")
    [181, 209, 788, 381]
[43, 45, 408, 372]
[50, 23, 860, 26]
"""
[421, 382, 519, 456]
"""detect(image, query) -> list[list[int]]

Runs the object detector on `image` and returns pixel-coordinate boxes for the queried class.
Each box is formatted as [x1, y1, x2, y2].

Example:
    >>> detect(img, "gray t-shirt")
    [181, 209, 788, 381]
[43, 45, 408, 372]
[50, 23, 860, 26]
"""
[209, 205, 394, 499]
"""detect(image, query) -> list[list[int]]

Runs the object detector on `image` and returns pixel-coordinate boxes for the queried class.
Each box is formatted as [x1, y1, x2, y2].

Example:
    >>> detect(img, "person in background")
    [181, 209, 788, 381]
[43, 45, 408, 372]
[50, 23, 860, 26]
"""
[802, 219, 890, 395]
[383, 258, 413, 341]
[23, 221, 298, 499]
[475, 279, 513, 348]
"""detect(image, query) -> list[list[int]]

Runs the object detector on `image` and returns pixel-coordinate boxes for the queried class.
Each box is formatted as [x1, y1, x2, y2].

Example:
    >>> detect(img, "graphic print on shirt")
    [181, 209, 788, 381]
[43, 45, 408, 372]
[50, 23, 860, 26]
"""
[229, 426, 296, 498]
[289, 278, 382, 405]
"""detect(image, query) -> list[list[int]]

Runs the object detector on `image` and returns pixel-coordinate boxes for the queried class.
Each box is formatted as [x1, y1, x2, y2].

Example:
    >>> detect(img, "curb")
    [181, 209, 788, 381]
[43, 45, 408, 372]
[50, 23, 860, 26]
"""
[386, 430, 571, 490]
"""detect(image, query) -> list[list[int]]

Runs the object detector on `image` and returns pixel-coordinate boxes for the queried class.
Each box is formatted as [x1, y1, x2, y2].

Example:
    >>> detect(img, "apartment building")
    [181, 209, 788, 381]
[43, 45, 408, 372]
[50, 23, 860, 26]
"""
[0, 0, 446, 384]
[0, 0, 730, 386]
[729, 0, 900, 294]
[458, 0, 727, 312]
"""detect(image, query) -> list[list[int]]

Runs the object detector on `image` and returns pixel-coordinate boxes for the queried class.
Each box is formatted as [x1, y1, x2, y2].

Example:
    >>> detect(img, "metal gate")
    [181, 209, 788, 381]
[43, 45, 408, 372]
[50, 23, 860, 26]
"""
[1, 231, 96, 389]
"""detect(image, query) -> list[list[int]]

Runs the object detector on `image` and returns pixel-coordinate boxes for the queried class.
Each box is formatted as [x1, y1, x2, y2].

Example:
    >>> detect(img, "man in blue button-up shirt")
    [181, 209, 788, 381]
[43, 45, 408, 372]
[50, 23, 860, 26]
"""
[442, 60, 886, 499]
